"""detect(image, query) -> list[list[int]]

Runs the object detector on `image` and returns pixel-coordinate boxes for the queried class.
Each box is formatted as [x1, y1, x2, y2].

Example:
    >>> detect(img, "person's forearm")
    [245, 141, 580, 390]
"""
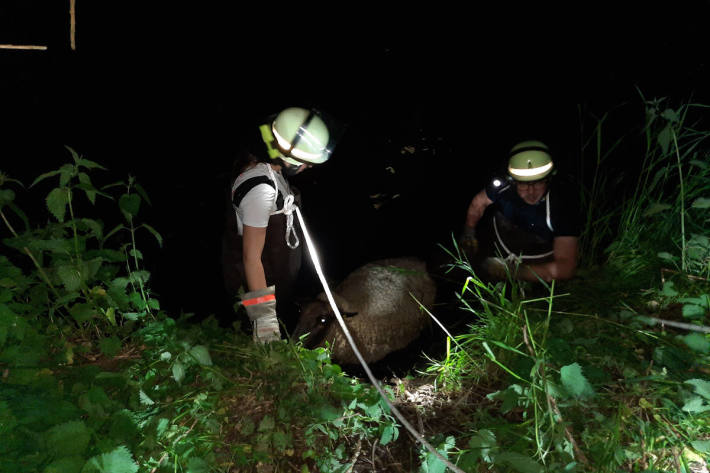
[465, 191, 491, 228]
[519, 260, 576, 282]
[244, 258, 267, 291]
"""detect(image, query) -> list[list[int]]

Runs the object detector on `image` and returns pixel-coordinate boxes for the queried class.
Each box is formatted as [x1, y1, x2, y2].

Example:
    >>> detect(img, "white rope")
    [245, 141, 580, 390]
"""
[493, 215, 554, 261]
[294, 206, 465, 473]
[265, 165, 300, 249]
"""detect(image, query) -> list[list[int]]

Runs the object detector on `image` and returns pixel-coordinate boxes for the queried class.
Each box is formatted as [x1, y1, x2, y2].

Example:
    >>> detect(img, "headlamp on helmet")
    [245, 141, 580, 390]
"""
[507, 140, 554, 182]
[259, 107, 331, 167]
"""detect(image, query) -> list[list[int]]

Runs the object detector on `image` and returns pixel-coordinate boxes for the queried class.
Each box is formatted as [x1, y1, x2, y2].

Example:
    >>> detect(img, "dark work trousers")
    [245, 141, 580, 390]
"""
[221, 199, 303, 335]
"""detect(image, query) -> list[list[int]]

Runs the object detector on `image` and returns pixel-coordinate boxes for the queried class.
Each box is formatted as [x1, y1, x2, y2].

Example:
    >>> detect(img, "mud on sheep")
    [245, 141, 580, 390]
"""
[292, 257, 436, 365]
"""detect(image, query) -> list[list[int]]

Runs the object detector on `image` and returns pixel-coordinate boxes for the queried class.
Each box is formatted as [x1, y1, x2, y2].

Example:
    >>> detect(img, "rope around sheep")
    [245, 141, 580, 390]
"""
[294, 205, 466, 473]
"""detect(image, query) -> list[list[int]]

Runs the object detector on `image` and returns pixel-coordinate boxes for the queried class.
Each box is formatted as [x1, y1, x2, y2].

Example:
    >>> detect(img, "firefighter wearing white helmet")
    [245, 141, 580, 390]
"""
[221, 107, 337, 343]
[461, 140, 580, 283]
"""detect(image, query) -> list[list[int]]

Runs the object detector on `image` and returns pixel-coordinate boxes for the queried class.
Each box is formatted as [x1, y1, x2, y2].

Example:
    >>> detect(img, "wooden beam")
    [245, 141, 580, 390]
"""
[0, 44, 47, 50]
[70, 0, 76, 50]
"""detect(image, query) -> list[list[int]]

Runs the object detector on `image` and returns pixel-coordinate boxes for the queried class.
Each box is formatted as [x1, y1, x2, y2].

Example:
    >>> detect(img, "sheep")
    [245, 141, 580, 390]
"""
[292, 257, 436, 365]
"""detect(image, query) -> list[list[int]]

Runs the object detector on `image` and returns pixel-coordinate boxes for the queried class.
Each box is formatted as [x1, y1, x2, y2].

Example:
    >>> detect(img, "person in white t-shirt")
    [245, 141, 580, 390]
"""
[222, 107, 335, 343]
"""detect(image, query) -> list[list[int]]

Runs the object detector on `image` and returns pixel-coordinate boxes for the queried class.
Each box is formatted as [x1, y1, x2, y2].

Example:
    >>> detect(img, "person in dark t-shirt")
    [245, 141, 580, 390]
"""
[461, 140, 580, 282]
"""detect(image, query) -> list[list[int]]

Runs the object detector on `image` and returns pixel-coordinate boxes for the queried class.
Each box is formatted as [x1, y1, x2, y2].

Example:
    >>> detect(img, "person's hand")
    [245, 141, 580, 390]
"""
[482, 256, 519, 281]
[460, 226, 479, 258]
[242, 285, 281, 343]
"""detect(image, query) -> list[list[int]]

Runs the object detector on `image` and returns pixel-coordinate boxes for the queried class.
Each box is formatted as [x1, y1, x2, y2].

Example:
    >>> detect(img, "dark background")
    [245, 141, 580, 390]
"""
[2, 2, 709, 322]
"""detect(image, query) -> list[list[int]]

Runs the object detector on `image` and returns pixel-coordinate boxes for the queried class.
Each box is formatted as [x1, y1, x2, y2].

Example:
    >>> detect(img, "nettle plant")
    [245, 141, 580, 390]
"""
[1, 147, 162, 356]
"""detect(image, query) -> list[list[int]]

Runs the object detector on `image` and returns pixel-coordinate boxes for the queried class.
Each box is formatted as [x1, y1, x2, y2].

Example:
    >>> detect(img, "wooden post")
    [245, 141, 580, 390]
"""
[70, 0, 76, 50]
[0, 44, 47, 50]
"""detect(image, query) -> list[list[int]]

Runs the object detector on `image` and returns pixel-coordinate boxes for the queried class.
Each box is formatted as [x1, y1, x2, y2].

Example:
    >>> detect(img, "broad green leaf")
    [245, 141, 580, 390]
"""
[65, 145, 80, 162]
[105, 307, 116, 326]
[0, 188, 15, 207]
[686, 378, 710, 400]
[681, 396, 710, 413]
[682, 304, 706, 319]
[75, 157, 107, 170]
[70, 303, 94, 324]
[692, 197, 710, 209]
[643, 202, 672, 217]
[681, 333, 710, 353]
[30, 169, 62, 188]
[660, 281, 678, 297]
[46, 420, 90, 457]
[103, 223, 126, 243]
[99, 336, 121, 357]
[134, 183, 152, 206]
[314, 405, 339, 422]
[108, 410, 139, 445]
[156, 418, 170, 438]
[185, 457, 209, 473]
[119, 194, 141, 218]
[496, 451, 544, 473]
[46, 188, 70, 222]
[78, 172, 96, 204]
[657, 252, 676, 262]
[272, 430, 290, 452]
[468, 429, 497, 463]
[44, 456, 85, 473]
[29, 238, 72, 254]
[0, 400, 18, 435]
[5, 201, 29, 232]
[140, 223, 163, 247]
[189, 345, 212, 366]
[258, 415, 275, 432]
[661, 107, 680, 123]
[129, 271, 150, 285]
[78, 218, 103, 239]
[691, 159, 709, 169]
[422, 436, 455, 473]
[657, 124, 672, 155]
[172, 360, 185, 383]
[379, 424, 396, 445]
[139, 390, 154, 406]
[81, 445, 138, 473]
[59, 164, 75, 187]
[691, 440, 710, 454]
[57, 265, 82, 292]
[560, 363, 595, 399]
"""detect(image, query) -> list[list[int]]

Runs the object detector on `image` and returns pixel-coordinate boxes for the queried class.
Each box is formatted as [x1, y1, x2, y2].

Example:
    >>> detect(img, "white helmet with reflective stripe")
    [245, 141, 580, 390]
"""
[507, 140, 554, 182]
[272, 107, 331, 166]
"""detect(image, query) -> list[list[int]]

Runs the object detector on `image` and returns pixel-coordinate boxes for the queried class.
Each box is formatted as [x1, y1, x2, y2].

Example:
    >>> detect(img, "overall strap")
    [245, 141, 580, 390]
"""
[232, 176, 284, 210]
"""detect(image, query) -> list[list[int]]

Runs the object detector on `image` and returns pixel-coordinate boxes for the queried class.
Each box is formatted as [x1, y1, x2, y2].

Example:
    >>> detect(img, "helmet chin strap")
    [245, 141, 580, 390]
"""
[281, 162, 302, 177]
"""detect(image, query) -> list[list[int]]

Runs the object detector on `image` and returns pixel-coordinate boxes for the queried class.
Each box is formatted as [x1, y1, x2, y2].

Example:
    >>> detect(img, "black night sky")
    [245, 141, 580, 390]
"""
[2, 2, 709, 321]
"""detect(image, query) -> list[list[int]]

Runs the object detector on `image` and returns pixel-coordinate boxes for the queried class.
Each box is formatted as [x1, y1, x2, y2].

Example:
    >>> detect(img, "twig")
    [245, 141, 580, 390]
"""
[370, 439, 378, 473]
[344, 438, 362, 473]
[672, 447, 682, 473]
[637, 315, 710, 333]
[661, 267, 708, 283]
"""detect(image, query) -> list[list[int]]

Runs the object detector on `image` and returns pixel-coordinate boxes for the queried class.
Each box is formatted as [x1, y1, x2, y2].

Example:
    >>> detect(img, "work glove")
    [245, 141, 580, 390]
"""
[460, 226, 479, 258]
[241, 285, 282, 343]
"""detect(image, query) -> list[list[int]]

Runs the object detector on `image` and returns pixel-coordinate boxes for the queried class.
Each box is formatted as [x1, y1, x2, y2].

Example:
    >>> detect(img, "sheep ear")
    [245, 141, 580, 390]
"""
[316, 292, 353, 313]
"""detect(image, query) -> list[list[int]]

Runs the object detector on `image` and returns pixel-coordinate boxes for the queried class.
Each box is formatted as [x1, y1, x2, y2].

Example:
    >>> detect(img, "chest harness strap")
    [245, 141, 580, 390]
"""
[494, 190, 554, 261]
[231, 164, 300, 249]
